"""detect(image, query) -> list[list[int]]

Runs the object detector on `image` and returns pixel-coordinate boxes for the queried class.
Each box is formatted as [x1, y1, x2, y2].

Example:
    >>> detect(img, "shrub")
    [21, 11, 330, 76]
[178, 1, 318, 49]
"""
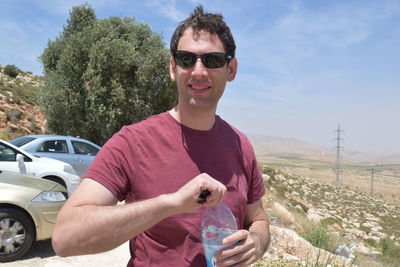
[263, 166, 276, 175]
[378, 238, 400, 266]
[4, 64, 19, 78]
[5, 109, 22, 122]
[301, 223, 331, 251]
[364, 238, 378, 248]
[320, 217, 342, 227]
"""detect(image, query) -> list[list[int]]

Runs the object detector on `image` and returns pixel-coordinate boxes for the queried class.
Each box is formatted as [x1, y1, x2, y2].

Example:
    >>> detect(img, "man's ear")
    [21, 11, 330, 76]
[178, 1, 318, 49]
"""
[169, 56, 177, 81]
[227, 57, 238, 82]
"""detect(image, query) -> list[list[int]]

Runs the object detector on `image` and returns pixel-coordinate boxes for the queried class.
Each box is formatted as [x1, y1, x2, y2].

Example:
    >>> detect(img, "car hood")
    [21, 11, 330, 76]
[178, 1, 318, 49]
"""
[0, 170, 58, 192]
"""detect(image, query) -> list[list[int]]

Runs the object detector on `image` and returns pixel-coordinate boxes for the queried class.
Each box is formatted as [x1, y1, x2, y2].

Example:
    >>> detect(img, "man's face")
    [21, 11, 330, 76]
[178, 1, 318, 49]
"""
[170, 28, 237, 112]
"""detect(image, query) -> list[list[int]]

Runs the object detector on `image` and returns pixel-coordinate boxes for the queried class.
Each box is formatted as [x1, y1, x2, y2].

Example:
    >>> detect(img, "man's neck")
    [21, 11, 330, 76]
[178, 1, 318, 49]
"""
[168, 105, 216, 131]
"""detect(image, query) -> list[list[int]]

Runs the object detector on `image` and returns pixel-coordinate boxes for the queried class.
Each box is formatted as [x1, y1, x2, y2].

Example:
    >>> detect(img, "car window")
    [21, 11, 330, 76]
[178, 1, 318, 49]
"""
[0, 143, 17, 161]
[37, 140, 69, 153]
[71, 141, 99, 156]
[0, 143, 31, 162]
[9, 136, 37, 147]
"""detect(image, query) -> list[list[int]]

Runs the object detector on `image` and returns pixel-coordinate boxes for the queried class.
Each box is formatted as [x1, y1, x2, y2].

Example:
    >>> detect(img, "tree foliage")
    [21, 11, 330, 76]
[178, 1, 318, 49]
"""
[4, 64, 20, 78]
[41, 4, 177, 145]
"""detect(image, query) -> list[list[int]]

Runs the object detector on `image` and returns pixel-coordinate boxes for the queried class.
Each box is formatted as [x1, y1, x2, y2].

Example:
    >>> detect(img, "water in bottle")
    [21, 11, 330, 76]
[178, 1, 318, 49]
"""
[201, 202, 238, 267]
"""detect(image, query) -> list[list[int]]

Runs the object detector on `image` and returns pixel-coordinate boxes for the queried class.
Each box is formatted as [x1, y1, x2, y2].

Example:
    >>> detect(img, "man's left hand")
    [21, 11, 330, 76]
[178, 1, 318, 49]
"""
[213, 229, 260, 266]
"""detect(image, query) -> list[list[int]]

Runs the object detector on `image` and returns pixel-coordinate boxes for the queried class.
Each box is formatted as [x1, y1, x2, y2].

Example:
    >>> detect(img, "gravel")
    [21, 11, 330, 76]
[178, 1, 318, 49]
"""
[2, 240, 130, 267]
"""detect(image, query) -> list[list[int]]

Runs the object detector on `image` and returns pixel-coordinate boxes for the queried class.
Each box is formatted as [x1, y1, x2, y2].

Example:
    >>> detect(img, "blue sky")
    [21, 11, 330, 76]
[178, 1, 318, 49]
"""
[1, 0, 399, 155]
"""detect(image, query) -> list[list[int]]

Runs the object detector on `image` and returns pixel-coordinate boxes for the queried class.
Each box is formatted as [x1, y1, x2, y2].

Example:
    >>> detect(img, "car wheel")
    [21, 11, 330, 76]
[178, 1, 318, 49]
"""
[43, 176, 67, 189]
[0, 209, 35, 262]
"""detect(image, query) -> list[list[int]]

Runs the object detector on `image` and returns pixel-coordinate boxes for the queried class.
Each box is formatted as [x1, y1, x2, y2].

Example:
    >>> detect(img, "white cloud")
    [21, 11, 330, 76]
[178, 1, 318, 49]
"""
[146, 0, 185, 22]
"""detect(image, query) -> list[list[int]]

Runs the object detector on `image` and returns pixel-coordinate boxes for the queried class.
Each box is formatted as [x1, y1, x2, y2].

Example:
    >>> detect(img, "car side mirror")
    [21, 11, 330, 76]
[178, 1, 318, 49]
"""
[16, 153, 24, 167]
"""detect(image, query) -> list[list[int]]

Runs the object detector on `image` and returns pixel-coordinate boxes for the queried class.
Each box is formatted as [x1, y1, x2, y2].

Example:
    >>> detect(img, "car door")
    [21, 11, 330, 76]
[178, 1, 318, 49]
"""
[70, 140, 99, 178]
[34, 140, 74, 166]
[0, 142, 32, 175]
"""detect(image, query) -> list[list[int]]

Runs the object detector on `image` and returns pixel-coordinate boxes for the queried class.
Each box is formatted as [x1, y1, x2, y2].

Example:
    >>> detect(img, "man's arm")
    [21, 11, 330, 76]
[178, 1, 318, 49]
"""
[245, 199, 270, 259]
[215, 199, 270, 266]
[52, 173, 226, 257]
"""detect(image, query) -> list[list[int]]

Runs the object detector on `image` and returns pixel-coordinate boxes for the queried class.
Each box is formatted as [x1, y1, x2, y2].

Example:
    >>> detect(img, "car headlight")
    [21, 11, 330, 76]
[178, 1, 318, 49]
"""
[63, 164, 78, 175]
[33, 192, 67, 202]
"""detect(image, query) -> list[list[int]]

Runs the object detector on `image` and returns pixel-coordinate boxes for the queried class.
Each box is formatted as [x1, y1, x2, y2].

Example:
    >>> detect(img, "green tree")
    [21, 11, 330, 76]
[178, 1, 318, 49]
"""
[4, 64, 19, 78]
[41, 4, 177, 145]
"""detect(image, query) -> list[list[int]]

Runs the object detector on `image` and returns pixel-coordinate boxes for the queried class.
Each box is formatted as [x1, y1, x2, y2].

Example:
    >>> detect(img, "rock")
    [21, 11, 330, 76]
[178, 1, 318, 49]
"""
[263, 225, 352, 266]
[371, 231, 387, 239]
[331, 223, 342, 230]
[370, 225, 383, 232]
[262, 174, 270, 183]
[273, 202, 295, 225]
[335, 244, 355, 259]
[362, 221, 377, 228]
[349, 228, 367, 239]
[353, 242, 370, 255]
[307, 208, 323, 222]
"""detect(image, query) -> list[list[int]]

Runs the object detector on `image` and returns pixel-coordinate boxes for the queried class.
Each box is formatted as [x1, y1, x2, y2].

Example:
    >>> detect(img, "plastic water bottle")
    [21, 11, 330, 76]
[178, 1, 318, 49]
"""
[201, 202, 238, 267]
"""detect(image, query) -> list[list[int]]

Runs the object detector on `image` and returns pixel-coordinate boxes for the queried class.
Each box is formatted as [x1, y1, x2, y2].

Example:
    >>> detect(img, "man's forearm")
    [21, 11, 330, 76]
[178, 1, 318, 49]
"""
[249, 219, 270, 259]
[53, 194, 176, 257]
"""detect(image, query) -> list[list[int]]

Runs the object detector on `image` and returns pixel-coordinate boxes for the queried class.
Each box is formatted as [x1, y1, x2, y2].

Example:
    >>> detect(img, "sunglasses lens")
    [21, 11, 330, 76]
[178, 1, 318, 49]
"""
[174, 52, 196, 67]
[203, 53, 227, 68]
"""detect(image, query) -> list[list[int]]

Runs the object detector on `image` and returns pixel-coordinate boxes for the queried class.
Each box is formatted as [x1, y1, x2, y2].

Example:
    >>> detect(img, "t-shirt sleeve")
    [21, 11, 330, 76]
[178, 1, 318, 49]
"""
[84, 128, 132, 201]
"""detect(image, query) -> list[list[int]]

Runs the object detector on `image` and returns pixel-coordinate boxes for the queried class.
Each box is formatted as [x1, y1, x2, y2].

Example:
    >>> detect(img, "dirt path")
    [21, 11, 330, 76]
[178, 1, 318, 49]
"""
[2, 240, 130, 267]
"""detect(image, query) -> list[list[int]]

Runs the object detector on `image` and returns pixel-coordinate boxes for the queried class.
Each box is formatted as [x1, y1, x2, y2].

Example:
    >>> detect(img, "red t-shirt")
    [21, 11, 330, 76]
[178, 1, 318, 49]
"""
[85, 112, 265, 266]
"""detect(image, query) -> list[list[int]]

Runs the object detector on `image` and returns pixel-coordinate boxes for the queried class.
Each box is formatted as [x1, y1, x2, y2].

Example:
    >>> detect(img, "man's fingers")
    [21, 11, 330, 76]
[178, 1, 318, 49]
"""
[222, 230, 247, 245]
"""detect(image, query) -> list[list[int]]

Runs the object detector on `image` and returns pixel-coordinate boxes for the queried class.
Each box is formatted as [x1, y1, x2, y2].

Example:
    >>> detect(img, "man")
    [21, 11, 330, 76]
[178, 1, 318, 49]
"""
[52, 5, 270, 266]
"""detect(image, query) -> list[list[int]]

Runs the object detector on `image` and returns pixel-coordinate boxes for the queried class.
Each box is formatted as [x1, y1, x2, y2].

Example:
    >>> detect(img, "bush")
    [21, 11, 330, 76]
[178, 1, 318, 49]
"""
[262, 165, 276, 176]
[379, 238, 400, 266]
[301, 223, 331, 251]
[5, 109, 22, 122]
[4, 64, 19, 78]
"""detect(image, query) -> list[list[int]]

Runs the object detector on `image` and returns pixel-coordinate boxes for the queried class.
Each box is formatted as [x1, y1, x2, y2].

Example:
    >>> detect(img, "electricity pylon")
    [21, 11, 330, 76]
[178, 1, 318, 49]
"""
[333, 125, 344, 185]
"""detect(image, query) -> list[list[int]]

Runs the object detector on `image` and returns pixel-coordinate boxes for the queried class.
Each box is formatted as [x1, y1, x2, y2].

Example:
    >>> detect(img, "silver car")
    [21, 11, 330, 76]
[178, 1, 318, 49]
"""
[10, 135, 101, 178]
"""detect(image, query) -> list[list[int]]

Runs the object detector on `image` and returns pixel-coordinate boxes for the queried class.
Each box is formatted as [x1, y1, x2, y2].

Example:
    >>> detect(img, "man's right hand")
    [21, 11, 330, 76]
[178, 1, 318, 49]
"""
[168, 173, 227, 214]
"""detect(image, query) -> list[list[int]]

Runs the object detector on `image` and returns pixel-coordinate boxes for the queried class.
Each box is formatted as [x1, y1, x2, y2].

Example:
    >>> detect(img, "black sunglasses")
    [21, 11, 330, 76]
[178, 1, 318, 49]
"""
[173, 50, 232, 69]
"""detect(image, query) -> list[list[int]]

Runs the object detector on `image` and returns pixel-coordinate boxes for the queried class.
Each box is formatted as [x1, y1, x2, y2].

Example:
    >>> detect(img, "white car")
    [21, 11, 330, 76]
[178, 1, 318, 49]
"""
[0, 139, 80, 195]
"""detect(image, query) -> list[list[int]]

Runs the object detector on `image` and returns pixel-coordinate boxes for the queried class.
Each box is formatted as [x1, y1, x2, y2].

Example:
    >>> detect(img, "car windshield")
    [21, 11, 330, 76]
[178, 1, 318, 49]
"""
[10, 136, 37, 147]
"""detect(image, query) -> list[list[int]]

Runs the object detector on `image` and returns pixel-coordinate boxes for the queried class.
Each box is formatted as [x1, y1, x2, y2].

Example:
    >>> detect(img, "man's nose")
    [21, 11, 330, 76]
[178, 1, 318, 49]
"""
[191, 57, 208, 77]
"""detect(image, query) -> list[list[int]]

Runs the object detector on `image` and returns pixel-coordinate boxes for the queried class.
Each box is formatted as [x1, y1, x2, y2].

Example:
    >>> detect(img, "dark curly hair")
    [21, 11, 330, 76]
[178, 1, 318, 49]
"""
[170, 5, 236, 58]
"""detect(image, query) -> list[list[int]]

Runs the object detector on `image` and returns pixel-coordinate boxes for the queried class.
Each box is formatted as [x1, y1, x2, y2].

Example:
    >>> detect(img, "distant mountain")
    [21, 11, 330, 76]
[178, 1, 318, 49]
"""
[247, 133, 400, 165]
[247, 133, 330, 156]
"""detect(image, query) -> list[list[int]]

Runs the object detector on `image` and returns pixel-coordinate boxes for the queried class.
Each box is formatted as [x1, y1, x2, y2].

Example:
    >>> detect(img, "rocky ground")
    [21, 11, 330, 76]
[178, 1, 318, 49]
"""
[259, 166, 400, 266]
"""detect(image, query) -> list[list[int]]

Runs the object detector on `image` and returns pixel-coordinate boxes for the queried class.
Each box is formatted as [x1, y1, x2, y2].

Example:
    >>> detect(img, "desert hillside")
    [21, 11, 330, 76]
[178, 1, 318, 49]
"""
[259, 166, 400, 266]
[0, 64, 46, 140]
[248, 134, 400, 206]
